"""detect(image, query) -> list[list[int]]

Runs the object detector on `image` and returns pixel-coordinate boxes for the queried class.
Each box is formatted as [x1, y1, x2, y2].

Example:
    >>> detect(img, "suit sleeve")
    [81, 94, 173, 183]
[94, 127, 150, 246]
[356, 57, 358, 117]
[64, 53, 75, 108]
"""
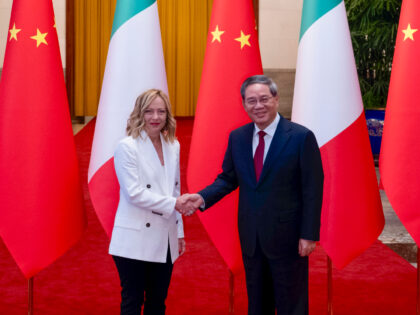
[299, 130, 324, 241]
[114, 141, 176, 219]
[198, 133, 239, 210]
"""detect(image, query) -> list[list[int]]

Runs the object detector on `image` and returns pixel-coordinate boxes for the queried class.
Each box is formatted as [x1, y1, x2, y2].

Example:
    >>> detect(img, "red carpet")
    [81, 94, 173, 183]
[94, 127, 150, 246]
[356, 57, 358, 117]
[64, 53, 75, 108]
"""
[0, 117, 417, 314]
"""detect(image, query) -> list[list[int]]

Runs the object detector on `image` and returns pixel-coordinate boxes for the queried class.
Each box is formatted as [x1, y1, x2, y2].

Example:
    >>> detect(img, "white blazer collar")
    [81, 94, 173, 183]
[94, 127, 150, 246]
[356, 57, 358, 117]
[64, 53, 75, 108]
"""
[138, 130, 176, 195]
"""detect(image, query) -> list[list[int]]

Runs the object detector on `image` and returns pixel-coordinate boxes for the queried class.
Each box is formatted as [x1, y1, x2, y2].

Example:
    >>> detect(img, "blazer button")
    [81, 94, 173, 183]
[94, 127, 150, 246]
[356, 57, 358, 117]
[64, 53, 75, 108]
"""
[175, 181, 179, 186]
[146, 223, 151, 228]
[176, 220, 178, 224]
[146, 184, 151, 189]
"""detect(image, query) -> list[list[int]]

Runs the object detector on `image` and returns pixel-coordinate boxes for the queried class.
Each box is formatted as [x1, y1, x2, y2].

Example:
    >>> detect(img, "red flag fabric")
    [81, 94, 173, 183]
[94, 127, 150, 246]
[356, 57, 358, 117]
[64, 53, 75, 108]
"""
[187, 0, 262, 274]
[0, 0, 85, 278]
[380, 0, 420, 245]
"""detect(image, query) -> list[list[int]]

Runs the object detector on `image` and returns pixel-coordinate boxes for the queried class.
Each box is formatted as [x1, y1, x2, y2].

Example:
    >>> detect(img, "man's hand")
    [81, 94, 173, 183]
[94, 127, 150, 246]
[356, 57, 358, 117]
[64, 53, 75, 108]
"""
[298, 239, 316, 257]
[175, 194, 194, 215]
[175, 193, 203, 216]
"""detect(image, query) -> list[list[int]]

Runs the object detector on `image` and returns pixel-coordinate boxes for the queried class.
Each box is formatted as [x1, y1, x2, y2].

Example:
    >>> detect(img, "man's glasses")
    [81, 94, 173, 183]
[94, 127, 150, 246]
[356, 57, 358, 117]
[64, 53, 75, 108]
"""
[244, 96, 273, 106]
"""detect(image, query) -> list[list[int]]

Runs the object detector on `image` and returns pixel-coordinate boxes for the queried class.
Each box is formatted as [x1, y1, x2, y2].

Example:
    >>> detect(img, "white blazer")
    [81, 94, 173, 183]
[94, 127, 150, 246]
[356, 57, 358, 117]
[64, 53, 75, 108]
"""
[109, 131, 184, 263]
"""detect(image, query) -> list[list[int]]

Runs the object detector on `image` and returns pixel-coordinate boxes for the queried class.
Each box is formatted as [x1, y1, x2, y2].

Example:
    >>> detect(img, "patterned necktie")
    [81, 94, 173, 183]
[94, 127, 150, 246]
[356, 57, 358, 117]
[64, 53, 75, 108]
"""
[254, 130, 266, 181]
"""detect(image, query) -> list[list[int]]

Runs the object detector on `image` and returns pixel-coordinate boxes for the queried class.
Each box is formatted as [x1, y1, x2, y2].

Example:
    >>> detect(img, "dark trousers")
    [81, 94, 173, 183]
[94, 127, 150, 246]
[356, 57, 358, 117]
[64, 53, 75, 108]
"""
[112, 250, 173, 315]
[242, 241, 309, 315]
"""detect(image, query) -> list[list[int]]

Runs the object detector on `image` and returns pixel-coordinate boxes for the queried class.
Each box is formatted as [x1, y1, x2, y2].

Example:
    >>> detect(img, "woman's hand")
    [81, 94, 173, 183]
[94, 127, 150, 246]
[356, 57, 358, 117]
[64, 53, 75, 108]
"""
[175, 193, 203, 216]
[178, 238, 186, 256]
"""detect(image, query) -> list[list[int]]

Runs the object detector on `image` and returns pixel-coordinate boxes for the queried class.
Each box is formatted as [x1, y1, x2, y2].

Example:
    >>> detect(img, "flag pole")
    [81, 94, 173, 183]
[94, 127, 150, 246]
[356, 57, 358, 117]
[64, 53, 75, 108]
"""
[28, 277, 34, 315]
[327, 256, 333, 315]
[417, 246, 420, 315]
[229, 271, 234, 313]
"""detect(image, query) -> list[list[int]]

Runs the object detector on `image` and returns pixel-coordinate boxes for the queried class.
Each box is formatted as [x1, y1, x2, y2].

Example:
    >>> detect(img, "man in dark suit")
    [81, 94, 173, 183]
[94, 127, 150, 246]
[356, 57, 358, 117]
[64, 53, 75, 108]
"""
[179, 75, 323, 315]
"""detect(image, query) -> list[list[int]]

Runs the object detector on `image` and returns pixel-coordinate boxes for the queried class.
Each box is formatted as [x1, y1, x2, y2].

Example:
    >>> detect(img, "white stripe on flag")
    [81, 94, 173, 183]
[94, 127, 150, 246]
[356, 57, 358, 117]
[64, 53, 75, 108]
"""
[292, 2, 362, 147]
[88, 2, 168, 181]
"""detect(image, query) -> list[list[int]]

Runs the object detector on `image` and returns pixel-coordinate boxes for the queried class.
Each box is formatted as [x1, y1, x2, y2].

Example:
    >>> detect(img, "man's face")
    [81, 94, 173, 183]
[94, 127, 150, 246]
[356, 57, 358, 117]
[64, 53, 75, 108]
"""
[243, 83, 279, 130]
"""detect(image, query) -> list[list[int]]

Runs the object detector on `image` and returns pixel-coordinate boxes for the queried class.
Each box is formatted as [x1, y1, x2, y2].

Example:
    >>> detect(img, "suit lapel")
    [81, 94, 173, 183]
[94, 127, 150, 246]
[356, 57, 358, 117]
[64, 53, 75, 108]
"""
[239, 123, 257, 186]
[258, 116, 291, 185]
[137, 131, 164, 176]
[137, 131, 175, 195]
[161, 134, 175, 195]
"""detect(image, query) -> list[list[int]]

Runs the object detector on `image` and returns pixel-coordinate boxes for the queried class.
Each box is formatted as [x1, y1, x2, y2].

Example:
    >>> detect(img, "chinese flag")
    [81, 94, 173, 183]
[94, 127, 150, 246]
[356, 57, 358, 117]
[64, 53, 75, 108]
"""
[187, 0, 262, 274]
[380, 0, 420, 245]
[0, 0, 85, 278]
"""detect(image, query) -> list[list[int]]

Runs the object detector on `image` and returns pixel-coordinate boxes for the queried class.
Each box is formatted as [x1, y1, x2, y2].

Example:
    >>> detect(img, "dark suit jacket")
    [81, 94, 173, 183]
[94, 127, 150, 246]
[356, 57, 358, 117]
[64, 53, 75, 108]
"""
[199, 115, 324, 259]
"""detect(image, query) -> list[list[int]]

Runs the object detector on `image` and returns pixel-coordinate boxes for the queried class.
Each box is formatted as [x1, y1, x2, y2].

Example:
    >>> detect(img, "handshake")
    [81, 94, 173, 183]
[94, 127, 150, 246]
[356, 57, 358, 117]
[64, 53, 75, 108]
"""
[175, 193, 203, 216]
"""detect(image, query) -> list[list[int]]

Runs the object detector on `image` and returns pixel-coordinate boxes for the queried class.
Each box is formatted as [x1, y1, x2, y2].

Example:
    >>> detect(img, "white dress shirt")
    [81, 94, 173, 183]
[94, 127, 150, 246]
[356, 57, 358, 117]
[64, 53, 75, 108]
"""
[252, 114, 280, 162]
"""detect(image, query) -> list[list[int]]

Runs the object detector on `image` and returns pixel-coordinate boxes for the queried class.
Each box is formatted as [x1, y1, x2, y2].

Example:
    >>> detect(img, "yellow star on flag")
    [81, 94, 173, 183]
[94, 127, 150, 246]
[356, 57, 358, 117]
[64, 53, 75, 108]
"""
[54, 17, 56, 28]
[30, 28, 48, 47]
[211, 25, 225, 43]
[402, 24, 418, 41]
[9, 23, 21, 41]
[235, 30, 251, 49]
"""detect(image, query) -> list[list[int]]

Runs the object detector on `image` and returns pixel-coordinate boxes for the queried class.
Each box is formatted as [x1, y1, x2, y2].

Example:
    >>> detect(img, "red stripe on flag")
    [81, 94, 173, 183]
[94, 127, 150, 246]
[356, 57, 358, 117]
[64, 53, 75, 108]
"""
[88, 158, 120, 238]
[320, 113, 384, 269]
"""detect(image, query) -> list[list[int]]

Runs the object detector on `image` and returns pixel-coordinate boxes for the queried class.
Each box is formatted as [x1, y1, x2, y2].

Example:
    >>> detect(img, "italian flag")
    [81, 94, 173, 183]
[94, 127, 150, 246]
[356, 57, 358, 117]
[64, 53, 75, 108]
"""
[292, 0, 384, 268]
[88, 0, 168, 236]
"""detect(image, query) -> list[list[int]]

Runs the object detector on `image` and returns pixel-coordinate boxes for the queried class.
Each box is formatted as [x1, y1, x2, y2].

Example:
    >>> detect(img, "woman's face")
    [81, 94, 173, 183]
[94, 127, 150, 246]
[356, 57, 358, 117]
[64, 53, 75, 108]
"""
[144, 96, 167, 137]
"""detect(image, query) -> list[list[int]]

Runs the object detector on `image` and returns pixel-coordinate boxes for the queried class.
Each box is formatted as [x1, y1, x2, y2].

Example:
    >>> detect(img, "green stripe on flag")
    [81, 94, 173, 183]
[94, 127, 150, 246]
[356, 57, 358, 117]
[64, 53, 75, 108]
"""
[111, 0, 156, 36]
[299, 0, 342, 40]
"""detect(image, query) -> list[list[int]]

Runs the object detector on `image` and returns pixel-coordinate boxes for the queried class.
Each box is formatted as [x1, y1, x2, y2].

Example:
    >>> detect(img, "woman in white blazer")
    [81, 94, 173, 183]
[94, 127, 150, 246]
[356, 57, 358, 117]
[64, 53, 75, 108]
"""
[109, 89, 187, 315]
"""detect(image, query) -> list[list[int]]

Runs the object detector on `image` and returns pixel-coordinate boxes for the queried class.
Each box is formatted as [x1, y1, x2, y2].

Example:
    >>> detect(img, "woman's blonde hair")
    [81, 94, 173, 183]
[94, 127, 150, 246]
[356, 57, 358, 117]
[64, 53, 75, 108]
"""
[126, 89, 176, 142]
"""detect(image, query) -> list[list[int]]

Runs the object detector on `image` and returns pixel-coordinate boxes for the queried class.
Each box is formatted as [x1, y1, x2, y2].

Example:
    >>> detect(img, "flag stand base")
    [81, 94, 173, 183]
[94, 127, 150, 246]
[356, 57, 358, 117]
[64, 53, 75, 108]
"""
[28, 277, 34, 315]
[327, 256, 333, 315]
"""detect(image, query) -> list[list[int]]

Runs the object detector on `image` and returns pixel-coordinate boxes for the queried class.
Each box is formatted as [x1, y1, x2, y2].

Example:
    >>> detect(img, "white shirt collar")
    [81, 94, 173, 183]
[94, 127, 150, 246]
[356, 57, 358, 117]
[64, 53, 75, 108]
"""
[253, 114, 280, 137]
